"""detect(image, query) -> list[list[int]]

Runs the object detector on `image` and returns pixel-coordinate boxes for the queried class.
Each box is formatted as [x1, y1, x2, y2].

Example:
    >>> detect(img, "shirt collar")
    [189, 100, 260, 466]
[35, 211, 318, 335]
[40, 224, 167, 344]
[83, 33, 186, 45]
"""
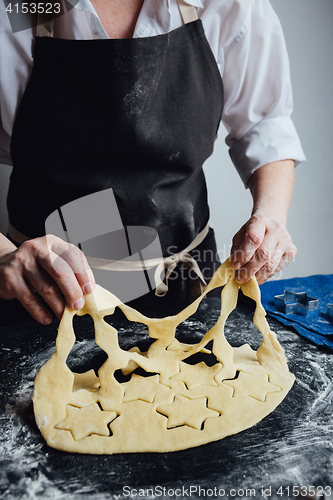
[70, 0, 204, 13]
[67, 0, 97, 14]
[68, 0, 204, 22]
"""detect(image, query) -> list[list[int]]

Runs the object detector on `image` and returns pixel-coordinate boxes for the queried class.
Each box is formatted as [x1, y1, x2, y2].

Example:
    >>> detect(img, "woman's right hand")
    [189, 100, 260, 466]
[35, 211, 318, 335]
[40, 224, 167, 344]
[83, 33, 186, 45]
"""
[0, 234, 95, 324]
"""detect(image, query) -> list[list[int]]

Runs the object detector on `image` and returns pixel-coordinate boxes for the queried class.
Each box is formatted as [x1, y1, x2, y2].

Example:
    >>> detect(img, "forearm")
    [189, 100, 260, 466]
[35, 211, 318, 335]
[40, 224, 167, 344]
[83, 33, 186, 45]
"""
[248, 159, 295, 226]
[0, 232, 16, 257]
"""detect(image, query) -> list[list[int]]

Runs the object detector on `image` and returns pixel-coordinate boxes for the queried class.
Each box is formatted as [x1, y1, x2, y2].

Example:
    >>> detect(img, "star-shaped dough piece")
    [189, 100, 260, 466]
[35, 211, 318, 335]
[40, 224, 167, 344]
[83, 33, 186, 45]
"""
[171, 361, 222, 390]
[72, 370, 100, 392]
[156, 395, 219, 430]
[122, 374, 167, 403]
[55, 403, 117, 441]
[223, 372, 281, 402]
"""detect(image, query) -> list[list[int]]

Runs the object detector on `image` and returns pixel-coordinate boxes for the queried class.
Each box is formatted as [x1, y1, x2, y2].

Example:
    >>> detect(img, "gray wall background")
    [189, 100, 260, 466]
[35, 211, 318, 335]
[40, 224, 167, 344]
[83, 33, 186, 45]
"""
[0, 0, 332, 279]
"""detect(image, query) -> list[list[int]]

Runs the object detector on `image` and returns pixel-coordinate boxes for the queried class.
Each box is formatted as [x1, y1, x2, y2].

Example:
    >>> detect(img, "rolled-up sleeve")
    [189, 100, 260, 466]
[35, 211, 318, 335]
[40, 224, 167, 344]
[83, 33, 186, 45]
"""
[221, 0, 306, 187]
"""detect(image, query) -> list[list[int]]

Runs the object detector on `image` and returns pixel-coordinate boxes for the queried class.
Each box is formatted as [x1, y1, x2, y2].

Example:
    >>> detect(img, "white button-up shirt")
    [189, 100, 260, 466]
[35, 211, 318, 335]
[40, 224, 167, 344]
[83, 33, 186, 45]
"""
[0, 0, 305, 186]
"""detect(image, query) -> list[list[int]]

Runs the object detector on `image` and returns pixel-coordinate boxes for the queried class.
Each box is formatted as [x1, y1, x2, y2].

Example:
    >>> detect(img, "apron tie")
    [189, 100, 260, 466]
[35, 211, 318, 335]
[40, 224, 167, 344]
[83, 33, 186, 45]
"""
[86, 224, 209, 297]
[154, 251, 206, 297]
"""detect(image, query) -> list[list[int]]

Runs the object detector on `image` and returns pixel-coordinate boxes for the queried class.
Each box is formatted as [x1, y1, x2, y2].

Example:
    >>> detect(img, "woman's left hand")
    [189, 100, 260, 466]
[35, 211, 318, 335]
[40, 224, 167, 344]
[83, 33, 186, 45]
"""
[231, 213, 297, 285]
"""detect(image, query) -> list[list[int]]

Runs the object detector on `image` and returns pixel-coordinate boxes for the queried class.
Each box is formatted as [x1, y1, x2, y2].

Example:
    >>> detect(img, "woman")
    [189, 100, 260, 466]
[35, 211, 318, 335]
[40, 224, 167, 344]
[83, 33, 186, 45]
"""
[0, 0, 305, 325]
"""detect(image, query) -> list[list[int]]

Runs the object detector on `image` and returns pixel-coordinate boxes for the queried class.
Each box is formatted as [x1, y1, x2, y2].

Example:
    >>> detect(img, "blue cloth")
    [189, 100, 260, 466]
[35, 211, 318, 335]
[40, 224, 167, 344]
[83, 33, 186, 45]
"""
[260, 274, 333, 351]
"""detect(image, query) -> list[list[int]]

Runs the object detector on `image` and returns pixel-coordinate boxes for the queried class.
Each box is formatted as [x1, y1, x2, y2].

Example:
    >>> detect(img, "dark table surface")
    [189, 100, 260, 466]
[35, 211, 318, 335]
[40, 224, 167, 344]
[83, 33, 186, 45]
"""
[1, 298, 332, 500]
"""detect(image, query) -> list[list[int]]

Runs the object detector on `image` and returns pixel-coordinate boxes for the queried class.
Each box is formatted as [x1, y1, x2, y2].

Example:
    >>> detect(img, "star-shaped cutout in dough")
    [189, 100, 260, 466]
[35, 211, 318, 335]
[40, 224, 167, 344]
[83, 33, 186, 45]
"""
[223, 372, 281, 402]
[156, 395, 219, 430]
[170, 361, 222, 390]
[72, 370, 100, 392]
[122, 374, 168, 403]
[55, 403, 117, 441]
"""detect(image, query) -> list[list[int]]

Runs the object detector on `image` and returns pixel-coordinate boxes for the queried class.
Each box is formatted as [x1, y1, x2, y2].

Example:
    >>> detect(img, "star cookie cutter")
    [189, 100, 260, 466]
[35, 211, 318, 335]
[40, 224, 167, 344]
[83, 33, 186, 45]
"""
[274, 290, 319, 316]
[327, 304, 333, 321]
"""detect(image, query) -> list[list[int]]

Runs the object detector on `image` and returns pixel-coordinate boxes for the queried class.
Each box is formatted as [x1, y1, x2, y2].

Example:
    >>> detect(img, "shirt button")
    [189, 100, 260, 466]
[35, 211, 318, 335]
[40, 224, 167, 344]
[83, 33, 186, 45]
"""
[92, 29, 101, 38]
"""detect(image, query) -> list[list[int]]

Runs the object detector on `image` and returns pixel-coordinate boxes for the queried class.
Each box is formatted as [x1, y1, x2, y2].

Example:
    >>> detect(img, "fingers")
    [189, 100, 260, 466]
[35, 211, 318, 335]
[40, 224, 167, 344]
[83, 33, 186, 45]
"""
[34, 236, 96, 310]
[0, 268, 54, 325]
[0, 235, 96, 325]
[251, 246, 283, 285]
[235, 226, 280, 283]
[231, 215, 297, 285]
[256, 246, 297, 285]
[46, 237, 95, 288]
[231, 216, 267, 271]
[18, 283, 54, 325]
[24, 263, 65, 320]
[36, 252, 85, 309]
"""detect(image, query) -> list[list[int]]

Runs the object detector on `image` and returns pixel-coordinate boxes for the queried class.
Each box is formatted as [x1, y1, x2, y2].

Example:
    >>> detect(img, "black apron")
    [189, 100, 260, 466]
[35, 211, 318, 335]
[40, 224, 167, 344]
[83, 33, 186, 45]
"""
[4, 2, 224, 323]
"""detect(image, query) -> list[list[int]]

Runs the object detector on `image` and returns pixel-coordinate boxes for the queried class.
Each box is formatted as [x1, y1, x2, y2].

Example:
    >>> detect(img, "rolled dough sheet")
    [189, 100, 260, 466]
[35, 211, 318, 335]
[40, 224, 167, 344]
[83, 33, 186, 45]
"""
[33, 258, 295, 454]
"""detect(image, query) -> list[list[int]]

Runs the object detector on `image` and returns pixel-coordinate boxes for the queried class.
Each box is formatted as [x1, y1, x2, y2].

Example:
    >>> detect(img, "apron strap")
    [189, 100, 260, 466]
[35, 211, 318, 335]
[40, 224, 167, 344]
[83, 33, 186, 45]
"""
[177, 0, 198, 24]
[36, 12, 55, 37]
